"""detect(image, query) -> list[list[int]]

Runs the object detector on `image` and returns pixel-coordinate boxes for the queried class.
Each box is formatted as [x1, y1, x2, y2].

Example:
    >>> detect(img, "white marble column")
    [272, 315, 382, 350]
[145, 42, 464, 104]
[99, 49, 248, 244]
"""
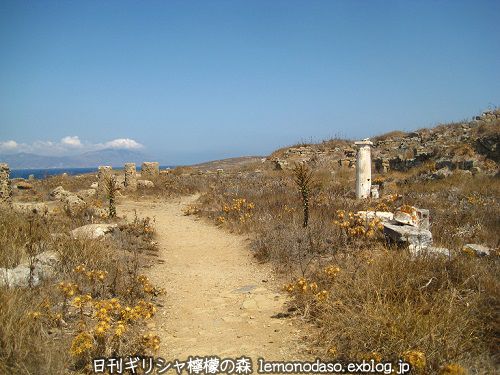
[355, 139, 373, 199]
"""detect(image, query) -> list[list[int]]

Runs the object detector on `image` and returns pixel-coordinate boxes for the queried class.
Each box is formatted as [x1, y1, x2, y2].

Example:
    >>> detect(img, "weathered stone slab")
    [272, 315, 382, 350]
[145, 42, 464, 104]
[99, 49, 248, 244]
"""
[383, 222, 433, 249]
[410, 245, 450, 257]
[357, 211, 394, 222]
[462, 244, 491, 257]
[71, 223, 117, 239]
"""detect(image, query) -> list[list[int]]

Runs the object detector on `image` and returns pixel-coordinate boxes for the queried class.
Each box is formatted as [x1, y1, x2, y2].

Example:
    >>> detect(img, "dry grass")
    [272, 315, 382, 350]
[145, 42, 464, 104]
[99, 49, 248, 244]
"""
[157, 162, 499, 373]
[0, 197, 162, 373]
[2, 119, 498, 373]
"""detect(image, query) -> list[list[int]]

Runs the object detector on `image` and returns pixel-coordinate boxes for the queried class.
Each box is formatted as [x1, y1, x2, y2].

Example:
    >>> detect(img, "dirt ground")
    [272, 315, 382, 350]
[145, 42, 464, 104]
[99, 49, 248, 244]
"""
[119, 195, 311, 370]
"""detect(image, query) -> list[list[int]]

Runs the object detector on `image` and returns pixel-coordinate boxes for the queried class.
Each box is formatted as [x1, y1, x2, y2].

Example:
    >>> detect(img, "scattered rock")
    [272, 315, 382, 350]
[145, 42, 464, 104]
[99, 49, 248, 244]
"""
[49, 186, 71, 201]
[462, 243, 491, 257]
[411, 246, 450, 257]
[88, 206, 109, 218]
[0, 251, 58, 287]
[76, 188, 97, 201]
[71, 223, 117, 239]
[15, 181, 33, 190]
[137, 180, 154, 188]
[431, 167, 452, 180]
[63, 194, 87, 215]
[11, 202, 48, 215]
[357, 211, 394, 221]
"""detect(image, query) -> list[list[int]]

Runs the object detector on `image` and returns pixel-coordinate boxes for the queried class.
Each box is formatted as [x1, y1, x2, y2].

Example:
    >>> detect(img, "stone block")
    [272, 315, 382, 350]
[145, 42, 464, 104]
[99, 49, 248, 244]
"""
[0, 163, 11, 202]
[383, 222, 433, 250]
[141, 162, 160, 180]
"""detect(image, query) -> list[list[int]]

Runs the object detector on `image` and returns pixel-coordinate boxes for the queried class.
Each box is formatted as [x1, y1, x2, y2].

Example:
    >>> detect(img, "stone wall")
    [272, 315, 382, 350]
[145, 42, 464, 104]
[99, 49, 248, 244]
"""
[0, 163, 11, 202]
[141, 162, 160, 180]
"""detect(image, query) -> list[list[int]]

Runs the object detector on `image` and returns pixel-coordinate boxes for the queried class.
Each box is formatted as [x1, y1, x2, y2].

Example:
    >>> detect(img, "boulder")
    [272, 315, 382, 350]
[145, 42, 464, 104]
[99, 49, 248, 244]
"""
[88, 206, 109, 218]
[90, 182, 98, 189]
[0, 251, 58, 287]
[462, 244, 491, 257]
[137, 180, 154, 188]
[0, 265, 34, 287]
[63, 194, 86, 215]
[71, 223, 117, 239]
[49, 186, 71, 201]
[431, 167, 452, 180]
[383, 222, 433, 250]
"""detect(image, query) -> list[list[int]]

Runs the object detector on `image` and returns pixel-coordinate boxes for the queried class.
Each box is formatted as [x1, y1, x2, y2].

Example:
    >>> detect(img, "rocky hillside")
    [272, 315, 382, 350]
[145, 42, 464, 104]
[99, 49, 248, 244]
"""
[268, 109, 499, 176]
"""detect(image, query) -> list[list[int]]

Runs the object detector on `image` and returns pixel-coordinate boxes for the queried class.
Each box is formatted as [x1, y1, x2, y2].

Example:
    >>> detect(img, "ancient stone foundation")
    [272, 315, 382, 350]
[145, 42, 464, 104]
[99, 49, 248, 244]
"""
[124, 163, 137, 191]
[0, 163, 11, 202]
[141, 162, 160, 180]
[97, 166, 113, 197]
[355, 139, 373, 199]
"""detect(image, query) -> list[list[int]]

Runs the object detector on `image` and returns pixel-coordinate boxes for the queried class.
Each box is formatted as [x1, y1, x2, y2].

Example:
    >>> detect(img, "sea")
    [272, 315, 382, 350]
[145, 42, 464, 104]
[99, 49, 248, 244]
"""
[10, 166, 174, 180]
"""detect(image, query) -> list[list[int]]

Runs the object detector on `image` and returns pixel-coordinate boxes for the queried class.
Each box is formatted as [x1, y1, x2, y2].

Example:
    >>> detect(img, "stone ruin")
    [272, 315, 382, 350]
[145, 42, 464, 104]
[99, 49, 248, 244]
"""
[0, 163, 11, 202]
[141, 162, 160, 180]
[355, 139, 373, 199]
[97, 165, 113, 197]
[124, 163, 137, 191]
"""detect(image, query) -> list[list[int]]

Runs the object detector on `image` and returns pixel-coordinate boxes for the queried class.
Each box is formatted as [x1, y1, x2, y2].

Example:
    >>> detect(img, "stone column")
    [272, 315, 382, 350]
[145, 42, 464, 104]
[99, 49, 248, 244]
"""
[355, 139, 373, 199]
[0, 163, 11, 202]
[97, 166, 112, 197]
[141, 162, 160, 180]
[124, 163, 137, 191]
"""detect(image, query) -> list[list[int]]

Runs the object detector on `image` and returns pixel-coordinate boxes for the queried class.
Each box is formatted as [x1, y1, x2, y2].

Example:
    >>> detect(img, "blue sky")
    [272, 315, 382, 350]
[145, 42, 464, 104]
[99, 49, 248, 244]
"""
[0, 0, 499, 164]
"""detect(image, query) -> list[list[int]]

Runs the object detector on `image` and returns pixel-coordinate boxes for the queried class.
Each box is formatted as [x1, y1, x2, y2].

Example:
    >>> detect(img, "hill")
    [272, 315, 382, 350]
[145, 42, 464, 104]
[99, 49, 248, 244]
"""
[266, 109, 499, 174]
[0, 149, 147, 169]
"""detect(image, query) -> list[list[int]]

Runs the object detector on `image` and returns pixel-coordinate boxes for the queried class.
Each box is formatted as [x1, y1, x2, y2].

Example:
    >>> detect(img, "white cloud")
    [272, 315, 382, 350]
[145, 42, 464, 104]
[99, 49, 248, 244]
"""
[0, 136, 144, 155]
[61, 136, 82, 147]
[0, 140, 18, 151]
[103, 138, 143, 150]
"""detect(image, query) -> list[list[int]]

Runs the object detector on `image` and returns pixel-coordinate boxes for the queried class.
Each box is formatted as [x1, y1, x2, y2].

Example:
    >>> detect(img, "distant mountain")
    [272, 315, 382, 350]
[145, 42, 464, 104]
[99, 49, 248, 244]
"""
[0, 149, 147, 169]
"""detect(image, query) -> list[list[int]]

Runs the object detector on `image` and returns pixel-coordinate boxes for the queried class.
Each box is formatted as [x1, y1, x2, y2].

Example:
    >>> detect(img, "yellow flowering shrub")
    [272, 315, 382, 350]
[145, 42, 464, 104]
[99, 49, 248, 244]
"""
[218, 197, 255, 225]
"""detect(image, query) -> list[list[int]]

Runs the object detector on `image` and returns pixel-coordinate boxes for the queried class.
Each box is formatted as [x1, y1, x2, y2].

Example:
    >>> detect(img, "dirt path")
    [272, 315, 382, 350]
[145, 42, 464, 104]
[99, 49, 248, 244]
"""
[120, 195, 309, 366]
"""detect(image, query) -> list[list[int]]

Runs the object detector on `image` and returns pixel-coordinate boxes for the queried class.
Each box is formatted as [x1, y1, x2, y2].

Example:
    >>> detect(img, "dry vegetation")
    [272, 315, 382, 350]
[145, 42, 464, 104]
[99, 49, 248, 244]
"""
[167, 157, 499, 373]
[1, 178, 162, 374]
[1, 117, 498, 374]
